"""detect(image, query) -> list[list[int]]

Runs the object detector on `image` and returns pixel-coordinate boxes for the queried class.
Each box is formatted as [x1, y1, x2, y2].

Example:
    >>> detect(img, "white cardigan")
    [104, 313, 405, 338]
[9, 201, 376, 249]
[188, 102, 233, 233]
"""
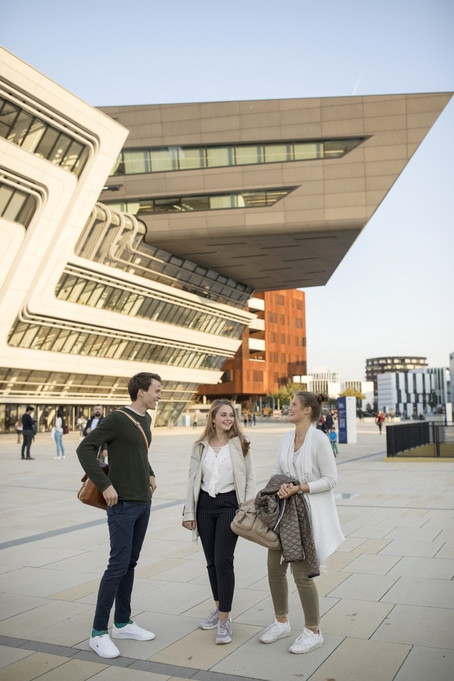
[272, 425, 344, 563]
[183, 436, 256, 538]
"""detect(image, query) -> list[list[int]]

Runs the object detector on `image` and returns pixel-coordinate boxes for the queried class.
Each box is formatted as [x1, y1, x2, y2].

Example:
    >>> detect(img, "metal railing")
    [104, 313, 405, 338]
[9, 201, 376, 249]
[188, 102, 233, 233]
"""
[386, 421, 454, 457]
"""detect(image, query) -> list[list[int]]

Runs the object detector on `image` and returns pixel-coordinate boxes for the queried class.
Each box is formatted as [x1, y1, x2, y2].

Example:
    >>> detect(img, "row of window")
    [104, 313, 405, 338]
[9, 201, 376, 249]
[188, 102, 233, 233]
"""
[0, 181, 36, 227]
[0, 95, 89, 176]
[269, 353, 305, 364]
[7, 320, 230, 370]
[55, 271, 246, 339]
[0, 369, 198, 430]
[109, 137, 366, 176]
[269, 333, 306, 347]
[77, 204, 252, 307]
[267, 312, 304, 327]
[105, 187, 293, 216]
[0, 367, 196, 399]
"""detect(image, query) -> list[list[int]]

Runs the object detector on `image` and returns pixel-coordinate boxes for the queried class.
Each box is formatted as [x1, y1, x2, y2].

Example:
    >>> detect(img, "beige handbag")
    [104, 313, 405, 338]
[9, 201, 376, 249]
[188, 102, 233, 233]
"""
[230, 499, 281, 550]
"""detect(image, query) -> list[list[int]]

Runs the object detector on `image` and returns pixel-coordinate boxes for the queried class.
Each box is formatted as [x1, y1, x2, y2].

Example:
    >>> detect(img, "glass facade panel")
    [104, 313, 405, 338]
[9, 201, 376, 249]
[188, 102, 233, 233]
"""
[207, 146, 231, 167]
[209, 195, 234, 209]
[294, 142, 323, 160]
[235, 145, 261, 165]
[181, 196, 210, 211]
[60, 139, 84, 171]
[16, 193, 36, 227]
[7, 110, 33, 145]
[0, 100, 19, 136]
[35, 127, 60, 158]
[264, 144, 289, 162]
[0, 184, 14, 213]
[21, 118, 46, 152]
[2, 188, 27, 221]
[123, 150, 150, 174]
[150, 148, 176, 172]
[178, 147, 205, 169]
[48, 133, 72, 165]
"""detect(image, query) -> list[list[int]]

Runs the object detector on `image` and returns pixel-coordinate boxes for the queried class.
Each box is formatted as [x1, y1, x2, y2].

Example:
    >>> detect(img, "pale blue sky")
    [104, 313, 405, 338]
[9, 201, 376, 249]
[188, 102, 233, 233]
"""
[2, 0, 453, 379]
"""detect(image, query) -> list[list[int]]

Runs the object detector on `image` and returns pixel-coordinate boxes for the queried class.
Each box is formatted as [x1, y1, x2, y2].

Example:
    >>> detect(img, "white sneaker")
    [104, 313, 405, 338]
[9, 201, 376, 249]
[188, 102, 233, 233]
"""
[260, 619, 292, 643]
[289, 628, 323, 654]
[112, 621, 155, 641]
[200, 607, 219, 630]
[89, 634, 120, 658]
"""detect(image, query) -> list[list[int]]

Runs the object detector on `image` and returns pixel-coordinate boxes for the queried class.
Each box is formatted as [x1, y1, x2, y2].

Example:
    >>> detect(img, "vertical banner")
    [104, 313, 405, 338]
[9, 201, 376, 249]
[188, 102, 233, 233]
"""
[337, 396, 357, 444]
[338, 397, 347, 444]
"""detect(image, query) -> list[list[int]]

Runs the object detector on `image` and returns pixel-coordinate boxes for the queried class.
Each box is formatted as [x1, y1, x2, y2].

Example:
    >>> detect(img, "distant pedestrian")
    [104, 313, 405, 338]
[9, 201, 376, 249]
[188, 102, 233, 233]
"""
[192, 410, 199, 429]
[328, 428, 338, 457]
[376, 411, 385, 434]
[54, 408, 66, 460]
[325, 412, 334, 431]
[21, 406, 35, 460]
[84, 405, 107, 463]
[14, 418, 22, 444]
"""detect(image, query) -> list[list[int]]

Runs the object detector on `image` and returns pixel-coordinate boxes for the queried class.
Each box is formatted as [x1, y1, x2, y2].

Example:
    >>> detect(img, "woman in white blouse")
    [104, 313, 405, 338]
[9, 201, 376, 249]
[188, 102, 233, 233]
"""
[183, 399, 255, 645]
[259, 391, 344, 654]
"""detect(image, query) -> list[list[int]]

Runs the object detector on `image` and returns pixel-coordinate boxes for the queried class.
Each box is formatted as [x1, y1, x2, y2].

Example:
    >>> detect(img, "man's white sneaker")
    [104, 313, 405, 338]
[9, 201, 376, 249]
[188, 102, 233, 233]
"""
[89, 634, 120, 658]
[200, 607, 219, 630]
[259, 619, 292, 643]
[289, 628, 323, 654]
[112, 621, 155, 641]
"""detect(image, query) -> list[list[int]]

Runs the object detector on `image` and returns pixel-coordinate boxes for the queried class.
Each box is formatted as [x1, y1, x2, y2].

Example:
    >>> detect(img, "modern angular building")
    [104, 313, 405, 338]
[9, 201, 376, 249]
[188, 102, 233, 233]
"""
[366, 356, 428, 394]
[0, 45, 451, 431]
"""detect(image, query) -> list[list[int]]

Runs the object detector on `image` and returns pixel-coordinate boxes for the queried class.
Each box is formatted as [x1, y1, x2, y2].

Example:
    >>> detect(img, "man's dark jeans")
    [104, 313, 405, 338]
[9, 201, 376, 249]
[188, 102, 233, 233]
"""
[93, 500, 151, 631]
[21, 430, 34, 458]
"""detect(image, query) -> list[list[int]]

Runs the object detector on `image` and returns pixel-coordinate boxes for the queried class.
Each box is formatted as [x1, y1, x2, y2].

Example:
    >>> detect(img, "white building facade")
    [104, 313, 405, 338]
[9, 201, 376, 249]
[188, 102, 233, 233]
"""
[377, 368, 449, 418]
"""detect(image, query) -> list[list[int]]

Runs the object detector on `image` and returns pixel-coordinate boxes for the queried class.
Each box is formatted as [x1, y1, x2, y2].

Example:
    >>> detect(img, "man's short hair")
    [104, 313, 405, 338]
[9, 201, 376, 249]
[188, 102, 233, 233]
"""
[26, 405, 34, 412]
[128, 372, 161, 401]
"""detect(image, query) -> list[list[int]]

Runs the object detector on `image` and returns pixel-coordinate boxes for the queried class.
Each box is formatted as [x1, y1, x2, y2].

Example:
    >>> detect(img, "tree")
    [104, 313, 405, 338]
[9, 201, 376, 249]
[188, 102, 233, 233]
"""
[338, 388, 366, 411]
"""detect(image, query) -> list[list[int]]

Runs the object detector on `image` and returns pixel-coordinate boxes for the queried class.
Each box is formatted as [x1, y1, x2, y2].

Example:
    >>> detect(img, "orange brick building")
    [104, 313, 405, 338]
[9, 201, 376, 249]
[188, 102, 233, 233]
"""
[198, 289, 306, 406]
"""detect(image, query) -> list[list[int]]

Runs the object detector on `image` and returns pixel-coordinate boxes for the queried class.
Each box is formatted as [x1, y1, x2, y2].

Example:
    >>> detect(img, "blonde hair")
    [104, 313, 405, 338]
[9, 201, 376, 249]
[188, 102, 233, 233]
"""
[196, 399, 250, 456]
[293, 391, 328, 423]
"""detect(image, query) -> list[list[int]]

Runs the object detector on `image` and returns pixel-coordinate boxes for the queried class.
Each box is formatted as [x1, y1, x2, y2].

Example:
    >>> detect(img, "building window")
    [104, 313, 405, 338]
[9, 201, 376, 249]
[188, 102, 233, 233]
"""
[109, 137, 366, 176]
[105, 187, 296, 215]
[0, 96, 89, 176]
[0, 182, 37, 228]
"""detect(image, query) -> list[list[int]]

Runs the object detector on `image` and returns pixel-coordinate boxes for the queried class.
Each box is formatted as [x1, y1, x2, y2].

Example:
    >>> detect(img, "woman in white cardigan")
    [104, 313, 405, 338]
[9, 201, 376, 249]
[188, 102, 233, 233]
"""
[183, 399, 255, 645]
[259, 391, 344, 654]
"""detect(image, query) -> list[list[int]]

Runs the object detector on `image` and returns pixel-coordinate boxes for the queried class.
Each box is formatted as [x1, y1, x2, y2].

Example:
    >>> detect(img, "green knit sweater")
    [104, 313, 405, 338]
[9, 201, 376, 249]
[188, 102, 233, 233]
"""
[76, 408, 154, 504]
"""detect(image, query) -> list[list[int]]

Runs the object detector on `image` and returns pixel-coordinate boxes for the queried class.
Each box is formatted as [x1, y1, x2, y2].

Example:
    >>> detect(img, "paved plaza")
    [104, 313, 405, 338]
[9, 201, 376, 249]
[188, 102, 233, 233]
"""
[0, 419, 453, 681]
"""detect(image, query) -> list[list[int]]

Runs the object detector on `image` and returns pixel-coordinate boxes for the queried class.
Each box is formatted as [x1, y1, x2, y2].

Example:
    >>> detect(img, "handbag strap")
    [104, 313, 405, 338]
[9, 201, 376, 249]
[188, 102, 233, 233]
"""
[118, 409, 149, 452]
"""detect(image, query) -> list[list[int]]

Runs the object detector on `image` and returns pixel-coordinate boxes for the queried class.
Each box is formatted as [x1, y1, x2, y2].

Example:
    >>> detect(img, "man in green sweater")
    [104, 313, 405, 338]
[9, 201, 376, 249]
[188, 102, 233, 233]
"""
[77, 372, 161, 659]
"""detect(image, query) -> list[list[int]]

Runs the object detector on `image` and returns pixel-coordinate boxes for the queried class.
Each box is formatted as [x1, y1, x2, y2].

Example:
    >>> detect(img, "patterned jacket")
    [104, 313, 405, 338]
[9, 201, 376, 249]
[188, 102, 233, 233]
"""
[255, 474, 319, 577]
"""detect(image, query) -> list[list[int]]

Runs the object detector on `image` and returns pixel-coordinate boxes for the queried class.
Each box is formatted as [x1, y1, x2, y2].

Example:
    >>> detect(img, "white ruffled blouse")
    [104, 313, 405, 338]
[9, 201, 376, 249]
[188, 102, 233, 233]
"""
[201, 444, 235, 497]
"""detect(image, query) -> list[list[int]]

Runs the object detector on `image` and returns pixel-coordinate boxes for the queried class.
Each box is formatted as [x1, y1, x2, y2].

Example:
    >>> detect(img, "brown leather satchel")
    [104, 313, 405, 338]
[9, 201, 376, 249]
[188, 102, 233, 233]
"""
[77, 463, 109, 510]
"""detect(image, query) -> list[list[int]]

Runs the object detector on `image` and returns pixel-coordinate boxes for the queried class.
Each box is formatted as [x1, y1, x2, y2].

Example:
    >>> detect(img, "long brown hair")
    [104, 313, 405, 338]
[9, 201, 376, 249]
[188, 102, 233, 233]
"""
[293, 391, 328, 423]
[196, 399, 250, 456]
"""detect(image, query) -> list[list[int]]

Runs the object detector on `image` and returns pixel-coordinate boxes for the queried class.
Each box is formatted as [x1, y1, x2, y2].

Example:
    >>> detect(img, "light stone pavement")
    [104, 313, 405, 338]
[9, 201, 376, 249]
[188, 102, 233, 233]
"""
[0, 419, 453, 681]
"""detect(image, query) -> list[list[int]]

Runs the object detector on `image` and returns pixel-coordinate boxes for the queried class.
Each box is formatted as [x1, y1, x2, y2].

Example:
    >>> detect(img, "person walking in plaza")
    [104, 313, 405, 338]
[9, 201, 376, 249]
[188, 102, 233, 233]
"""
[21, 405, 35, 460]
[182, 399, 256, 645]
[84, 404, 108, 463]
[77, 372, 161, 659]
[376, 411, 385, 434]
[53, 408, 66, 460]
[14, 418, 22, 443]
[259, 391, 344, 654]
[328, 426, 338, 457]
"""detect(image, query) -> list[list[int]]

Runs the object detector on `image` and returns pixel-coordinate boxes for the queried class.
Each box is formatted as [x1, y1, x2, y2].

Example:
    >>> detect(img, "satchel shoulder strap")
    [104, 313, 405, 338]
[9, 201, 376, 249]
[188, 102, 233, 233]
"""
[117, 409, 149, 452]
